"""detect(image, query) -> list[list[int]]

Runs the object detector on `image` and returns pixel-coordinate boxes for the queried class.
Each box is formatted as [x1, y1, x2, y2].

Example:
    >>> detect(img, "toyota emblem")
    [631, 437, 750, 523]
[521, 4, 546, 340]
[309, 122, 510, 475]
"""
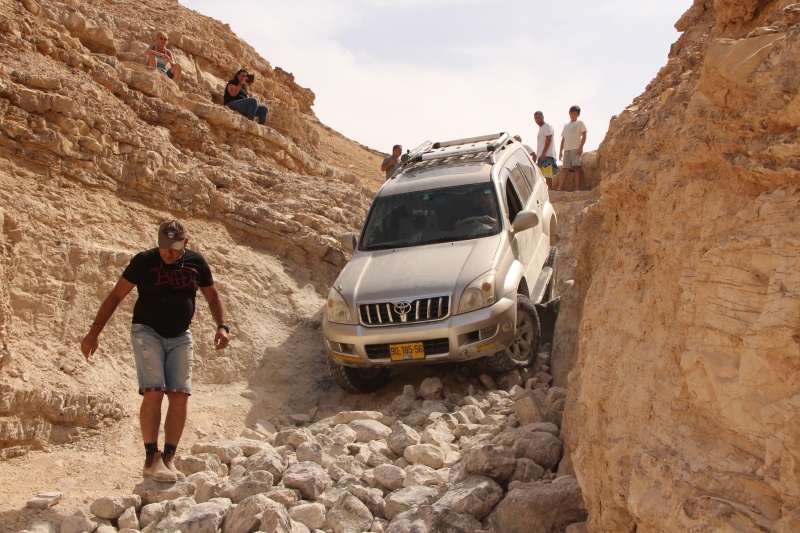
[394, 301, 412, 315]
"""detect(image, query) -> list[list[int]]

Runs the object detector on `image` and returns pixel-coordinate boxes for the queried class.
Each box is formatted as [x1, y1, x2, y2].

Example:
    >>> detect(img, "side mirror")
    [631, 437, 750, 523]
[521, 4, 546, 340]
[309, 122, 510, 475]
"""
[511, 210, 540, 233]
[340, 232, 357, 252]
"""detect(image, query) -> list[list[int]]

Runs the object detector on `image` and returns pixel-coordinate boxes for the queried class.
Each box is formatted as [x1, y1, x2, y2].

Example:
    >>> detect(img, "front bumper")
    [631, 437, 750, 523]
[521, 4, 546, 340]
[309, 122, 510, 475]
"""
[322, 294, 517, 367]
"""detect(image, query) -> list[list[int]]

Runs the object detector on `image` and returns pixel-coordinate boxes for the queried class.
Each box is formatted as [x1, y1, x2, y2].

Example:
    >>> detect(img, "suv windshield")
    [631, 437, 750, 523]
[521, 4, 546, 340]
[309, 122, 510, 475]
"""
[360, 183, 501, 251]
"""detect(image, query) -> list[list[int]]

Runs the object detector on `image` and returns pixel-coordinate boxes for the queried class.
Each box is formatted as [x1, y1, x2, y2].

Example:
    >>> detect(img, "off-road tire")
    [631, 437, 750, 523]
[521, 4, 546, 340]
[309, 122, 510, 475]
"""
[544, 246, 558, 303]
[327, 357, 391, 393]
[485, 294, 540, 372]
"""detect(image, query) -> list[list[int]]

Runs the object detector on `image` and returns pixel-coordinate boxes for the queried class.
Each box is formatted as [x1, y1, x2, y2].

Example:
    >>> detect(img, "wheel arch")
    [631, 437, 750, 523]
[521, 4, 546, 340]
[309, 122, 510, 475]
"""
[542, 204, 558, 246]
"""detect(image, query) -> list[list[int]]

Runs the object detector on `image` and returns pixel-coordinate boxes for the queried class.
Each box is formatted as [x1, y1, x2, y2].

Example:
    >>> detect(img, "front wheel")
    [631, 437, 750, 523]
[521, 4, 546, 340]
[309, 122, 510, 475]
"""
[485, 294, 540, 372]
[327, 357, 391, 393]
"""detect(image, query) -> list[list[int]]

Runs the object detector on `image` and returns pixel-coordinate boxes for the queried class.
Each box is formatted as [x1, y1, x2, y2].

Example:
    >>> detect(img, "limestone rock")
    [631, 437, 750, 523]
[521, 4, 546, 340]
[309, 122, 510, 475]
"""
[386, 422, 421, 456]
[418, 377, 443, 400]
[449, 443, 515, 483]
[155, 498, 231, 533]
[325, 493, 373, 533]
[289, 502, 327, 530]
[59, 515, 96, 533]
[282, 461, 332, 500]
[89, 494, 142, 519]
[512, 432, 563, 471]
[218, 470, 274, 502]
[25, 491, 62, 510]
[403, 444, 445, 469]
[385, 506, 482, 533]
[176, 453, 226, 477]
[259, 497, 293, 533]
[133, 479, 196, 505]
[348, 419, 392, 442]
[373, 464, 406, 491]
[485, 476, 586, 533]
[243, 447, 286, 481]
[117, 506, 140, 530]
[190, 441, 242, 465]
[383, 486, 440, 520]
[432, 475, 502, 520]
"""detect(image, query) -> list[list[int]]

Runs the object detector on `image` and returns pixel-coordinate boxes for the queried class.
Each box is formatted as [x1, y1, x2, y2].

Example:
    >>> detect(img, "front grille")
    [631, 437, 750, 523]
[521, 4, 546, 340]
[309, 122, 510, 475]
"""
[358, 295, 450, 327]
[365, 338, 450, 360]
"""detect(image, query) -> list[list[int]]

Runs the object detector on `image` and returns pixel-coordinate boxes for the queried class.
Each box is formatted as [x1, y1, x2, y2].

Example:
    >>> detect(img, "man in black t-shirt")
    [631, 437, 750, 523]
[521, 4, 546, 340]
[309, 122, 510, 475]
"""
[81, 220, 230, 482]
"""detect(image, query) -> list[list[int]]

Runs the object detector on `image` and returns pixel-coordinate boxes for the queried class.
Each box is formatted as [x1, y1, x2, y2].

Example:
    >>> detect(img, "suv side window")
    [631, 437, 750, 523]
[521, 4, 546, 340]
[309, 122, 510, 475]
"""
[507, 150, 532, 203]
[505, 178, 523, 221]
[509, 165, 531, 203]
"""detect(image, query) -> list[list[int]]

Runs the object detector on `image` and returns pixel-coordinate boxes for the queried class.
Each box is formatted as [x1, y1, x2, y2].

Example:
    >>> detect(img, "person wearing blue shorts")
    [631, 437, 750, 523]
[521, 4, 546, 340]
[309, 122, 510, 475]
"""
[81, 220, 229, 482]
[533, 111, 558, 190]
[145, 31, 182, 84]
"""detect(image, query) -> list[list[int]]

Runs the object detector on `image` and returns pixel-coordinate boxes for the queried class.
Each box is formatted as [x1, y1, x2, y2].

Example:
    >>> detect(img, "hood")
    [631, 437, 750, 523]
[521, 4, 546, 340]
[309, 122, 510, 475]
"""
[335, 235, 502, 303]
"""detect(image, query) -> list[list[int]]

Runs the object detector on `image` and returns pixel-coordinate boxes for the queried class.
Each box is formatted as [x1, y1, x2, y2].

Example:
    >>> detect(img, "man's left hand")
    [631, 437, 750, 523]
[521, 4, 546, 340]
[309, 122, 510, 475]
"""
[214, 329, 229, 350]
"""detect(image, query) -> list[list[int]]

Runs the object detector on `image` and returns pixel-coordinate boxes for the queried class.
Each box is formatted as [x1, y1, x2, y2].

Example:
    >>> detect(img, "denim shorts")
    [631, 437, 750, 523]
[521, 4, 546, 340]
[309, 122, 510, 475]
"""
[131, 324, 193, 395]
[155, 64, 175, 79]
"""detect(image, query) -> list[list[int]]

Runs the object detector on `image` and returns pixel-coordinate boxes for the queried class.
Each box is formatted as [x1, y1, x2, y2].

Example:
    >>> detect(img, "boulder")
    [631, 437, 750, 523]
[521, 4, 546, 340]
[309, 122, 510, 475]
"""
[485, 476, 586, 533]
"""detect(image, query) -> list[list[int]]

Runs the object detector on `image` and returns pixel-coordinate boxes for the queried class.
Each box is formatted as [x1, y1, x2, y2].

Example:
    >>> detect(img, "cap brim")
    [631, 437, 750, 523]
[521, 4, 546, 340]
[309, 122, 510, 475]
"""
[158, 237, 185, 250]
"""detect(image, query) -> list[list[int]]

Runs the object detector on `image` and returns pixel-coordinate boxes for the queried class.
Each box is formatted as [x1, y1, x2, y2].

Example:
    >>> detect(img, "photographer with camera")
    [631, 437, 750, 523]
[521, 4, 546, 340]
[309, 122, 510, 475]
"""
[224, 69, 269, 125]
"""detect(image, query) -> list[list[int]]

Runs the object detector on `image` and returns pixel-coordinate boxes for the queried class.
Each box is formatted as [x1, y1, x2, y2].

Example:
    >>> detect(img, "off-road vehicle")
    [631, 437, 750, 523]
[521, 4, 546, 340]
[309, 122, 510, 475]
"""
[323, 132, 559, 393]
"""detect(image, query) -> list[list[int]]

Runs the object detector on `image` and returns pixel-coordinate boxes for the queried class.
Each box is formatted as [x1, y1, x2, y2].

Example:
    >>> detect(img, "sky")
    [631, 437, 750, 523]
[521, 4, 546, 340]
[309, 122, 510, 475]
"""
[181, 0, 693, 154]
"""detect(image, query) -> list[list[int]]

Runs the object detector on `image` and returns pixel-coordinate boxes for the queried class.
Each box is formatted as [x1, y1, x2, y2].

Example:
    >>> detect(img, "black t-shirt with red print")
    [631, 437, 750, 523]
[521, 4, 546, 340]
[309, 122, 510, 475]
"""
[122, 248, 214, 338]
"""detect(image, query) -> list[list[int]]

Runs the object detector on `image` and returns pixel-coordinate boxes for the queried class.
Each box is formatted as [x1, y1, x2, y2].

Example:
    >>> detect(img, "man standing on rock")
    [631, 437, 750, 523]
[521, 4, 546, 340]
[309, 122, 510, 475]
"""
[533, 111, 558, 190]
[81, 220, 230, 482]
[381, 144, 402, 179]
[557, 105, 588, 191]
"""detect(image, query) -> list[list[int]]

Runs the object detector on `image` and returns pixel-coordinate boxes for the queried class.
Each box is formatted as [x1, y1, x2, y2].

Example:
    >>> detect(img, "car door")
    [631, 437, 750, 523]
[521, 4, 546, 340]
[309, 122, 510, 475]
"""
[501, 163, 532, 271]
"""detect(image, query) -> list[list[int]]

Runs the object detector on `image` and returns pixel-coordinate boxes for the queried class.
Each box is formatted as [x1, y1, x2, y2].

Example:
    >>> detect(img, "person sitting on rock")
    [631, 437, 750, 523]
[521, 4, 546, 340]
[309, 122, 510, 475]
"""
[145, 31, 182, 83]
[224, 69, 269, 125]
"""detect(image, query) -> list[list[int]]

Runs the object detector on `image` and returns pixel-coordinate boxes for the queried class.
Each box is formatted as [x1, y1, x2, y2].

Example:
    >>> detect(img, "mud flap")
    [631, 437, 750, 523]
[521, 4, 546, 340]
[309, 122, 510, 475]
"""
[536, 296, 560, 346]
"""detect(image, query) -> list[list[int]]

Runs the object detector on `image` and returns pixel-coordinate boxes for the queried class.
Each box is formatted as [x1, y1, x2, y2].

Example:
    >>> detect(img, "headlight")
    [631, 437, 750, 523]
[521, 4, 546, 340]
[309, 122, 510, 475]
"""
[458, 270, 497, 314]
[326, 287, 355, 325]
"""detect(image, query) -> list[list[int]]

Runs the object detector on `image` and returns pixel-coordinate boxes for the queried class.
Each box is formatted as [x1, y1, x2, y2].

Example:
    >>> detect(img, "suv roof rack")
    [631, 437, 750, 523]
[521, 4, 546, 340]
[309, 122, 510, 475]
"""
[406, 132, 510, 165]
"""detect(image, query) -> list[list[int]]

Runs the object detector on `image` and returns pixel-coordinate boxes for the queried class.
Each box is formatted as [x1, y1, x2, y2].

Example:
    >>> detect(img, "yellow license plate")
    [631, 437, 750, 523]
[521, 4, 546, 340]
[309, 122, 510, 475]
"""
[389, 342, 425, 361]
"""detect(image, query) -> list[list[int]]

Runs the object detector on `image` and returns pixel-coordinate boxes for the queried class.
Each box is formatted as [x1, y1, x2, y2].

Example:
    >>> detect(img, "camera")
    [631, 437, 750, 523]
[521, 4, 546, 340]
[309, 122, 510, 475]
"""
[246, 74, 255, 84]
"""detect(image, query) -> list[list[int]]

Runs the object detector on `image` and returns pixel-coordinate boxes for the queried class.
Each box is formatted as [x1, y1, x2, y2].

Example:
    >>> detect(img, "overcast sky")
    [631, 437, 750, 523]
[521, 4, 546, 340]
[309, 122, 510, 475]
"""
[181, 0, 692, 154]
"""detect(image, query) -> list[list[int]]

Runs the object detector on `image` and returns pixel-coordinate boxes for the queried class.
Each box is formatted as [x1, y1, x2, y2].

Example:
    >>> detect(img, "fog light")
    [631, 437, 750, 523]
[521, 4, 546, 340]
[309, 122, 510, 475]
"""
[479, 325, 498, 340]
[327, 340, 353, 354]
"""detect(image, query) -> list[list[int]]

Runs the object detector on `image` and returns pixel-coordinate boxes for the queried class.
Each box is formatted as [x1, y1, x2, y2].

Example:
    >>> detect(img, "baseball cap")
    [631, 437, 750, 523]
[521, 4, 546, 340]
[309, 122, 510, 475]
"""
[158, 220, 188, 250]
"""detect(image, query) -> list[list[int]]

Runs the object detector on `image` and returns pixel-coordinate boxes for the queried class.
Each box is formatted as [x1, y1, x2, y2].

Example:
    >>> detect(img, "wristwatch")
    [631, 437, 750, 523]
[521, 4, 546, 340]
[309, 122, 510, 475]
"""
[217, 324, 231, 333]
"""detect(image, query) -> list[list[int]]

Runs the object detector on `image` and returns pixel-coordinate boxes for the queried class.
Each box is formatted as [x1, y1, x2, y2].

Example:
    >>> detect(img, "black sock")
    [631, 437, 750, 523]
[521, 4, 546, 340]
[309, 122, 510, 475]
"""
[163, 443, 177, 457]
[144, 442, 159, 456]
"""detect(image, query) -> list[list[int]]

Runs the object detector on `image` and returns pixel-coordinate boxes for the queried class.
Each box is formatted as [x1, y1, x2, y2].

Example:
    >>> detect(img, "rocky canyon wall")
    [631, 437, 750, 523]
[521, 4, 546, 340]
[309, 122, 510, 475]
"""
[0, 0, 381, 453]
[563, 1, 800, 531]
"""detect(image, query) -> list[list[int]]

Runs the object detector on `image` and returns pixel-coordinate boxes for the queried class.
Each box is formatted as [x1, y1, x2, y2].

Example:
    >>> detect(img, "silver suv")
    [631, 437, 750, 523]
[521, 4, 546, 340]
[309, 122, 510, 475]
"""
[323, 133, 559, 393]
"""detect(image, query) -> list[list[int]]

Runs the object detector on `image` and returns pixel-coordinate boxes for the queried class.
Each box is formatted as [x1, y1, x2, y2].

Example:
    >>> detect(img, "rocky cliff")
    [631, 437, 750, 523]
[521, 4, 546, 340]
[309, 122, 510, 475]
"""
[563, 1, 800, 531]
[0, 0, 384, 454]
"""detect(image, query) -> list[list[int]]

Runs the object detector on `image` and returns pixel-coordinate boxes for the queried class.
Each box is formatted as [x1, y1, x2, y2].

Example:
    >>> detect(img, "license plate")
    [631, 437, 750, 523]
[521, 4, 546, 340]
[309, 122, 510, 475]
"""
[389, 342, 425, 361]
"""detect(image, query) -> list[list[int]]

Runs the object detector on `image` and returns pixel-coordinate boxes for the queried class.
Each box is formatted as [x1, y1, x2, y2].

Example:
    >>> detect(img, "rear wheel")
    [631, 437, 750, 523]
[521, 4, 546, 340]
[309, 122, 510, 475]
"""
[327, 357, 391, 393]
[485, 294, 540, 372]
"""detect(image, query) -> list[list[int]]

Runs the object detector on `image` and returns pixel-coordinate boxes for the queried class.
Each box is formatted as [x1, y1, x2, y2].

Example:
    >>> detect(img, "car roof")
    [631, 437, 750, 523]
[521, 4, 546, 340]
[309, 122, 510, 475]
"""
[381, 153, 494, 195]
[379, 133, 521, 196]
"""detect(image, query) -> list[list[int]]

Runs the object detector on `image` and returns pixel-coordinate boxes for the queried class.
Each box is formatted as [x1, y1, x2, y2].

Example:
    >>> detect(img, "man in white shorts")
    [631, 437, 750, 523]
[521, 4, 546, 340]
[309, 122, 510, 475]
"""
[558, 105, 588, 191]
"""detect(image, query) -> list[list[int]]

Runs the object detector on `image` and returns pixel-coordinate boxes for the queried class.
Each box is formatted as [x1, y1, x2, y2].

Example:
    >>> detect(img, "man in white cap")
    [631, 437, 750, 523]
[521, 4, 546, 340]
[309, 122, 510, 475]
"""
[81, 220, 230, 482]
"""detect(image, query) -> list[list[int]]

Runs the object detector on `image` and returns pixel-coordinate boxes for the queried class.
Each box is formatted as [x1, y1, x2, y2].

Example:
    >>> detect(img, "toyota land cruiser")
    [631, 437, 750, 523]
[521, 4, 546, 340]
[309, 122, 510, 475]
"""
[323, 132, 559, 393]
